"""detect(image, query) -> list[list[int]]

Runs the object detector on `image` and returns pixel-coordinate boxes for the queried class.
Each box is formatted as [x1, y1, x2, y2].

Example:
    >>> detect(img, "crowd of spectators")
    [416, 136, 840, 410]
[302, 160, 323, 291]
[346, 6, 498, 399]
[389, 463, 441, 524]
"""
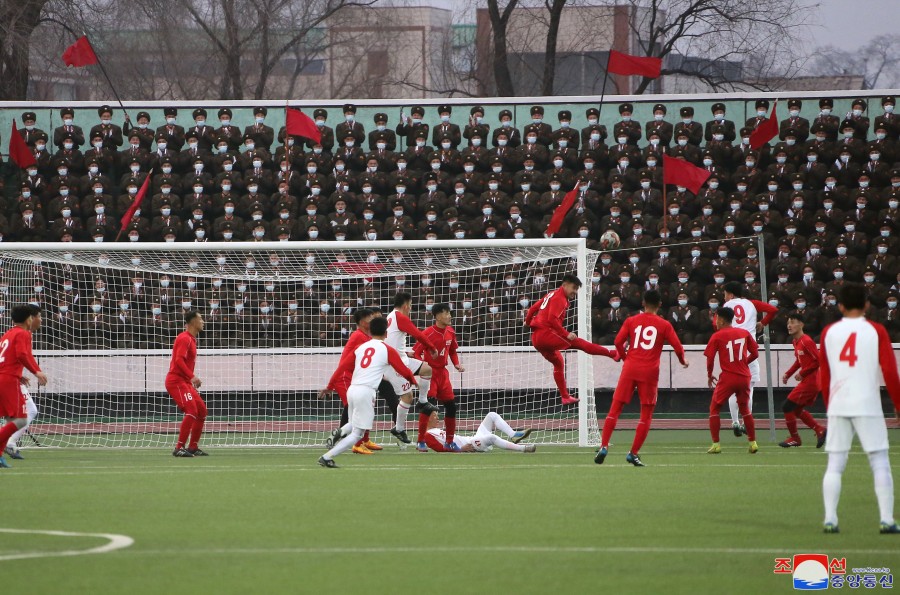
[5, 97, 899, 345]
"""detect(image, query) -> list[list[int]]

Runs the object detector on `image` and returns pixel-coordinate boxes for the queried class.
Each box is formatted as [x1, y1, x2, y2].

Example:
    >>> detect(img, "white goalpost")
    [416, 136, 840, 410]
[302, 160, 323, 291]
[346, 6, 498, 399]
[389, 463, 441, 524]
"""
[0, 239, 599, 448]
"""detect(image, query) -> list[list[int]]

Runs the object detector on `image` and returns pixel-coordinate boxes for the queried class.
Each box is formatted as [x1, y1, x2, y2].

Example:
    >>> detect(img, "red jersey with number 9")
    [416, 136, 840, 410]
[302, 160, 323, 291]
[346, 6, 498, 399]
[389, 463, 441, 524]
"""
[0, 326, 41, 378]
[615, 313, 686, 379]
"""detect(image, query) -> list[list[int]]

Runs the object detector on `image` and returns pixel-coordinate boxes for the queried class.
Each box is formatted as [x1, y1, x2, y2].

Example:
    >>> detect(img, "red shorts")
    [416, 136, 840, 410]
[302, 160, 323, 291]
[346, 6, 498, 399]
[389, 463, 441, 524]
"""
[531, 329, 570, 354]
[165, 377, 207, 419]
[711, 373, 750, 408]
[334, 380, 349, 406]
[787, 379, 819, 407]
[0, 377, 26, 419]
[613, 375, 659, 406]
[429, 367, 455, 401]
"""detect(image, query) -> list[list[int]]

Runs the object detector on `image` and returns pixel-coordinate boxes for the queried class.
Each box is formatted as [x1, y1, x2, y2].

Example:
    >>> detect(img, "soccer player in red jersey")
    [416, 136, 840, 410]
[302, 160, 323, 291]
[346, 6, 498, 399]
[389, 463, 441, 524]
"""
[412, 303, 466, 452]
[526, 274, 619, 405]
[0, 305, 48, 469]
[704, 306, 760, 454]
[778, 311, 827, 448]
[320, 308, 383, 454]
[166, 311, 207, 457]
[596, 290, 688, 467]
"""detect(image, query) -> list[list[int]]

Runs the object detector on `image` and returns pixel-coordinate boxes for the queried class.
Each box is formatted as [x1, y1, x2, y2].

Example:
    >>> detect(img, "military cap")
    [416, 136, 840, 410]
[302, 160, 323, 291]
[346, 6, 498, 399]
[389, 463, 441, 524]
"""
[60, 107, 74, 117]
[755, 100, 769, 110]
[882, 96, 895, 106]
[192, 108, 207, 119]
[137, 111, 150, 121]
[164, 107, 178, 117]
[851, 98, 867, 110]
[498, 109, 513, 120]
[653, 104, 667, 113]
[680, 106, 694, 117]
[410, 106, 424, 116]
[470, 106, 484, 115]
[530, 105, 545, 116]
[373, 112, 387, 123]
[711, 103, 725, 113]
[586, 107, 600, 118]
[97, 105, 113, 116]
[343, 104, 357, 114]
[558, 110, 571, 120]
[22, 111, 36, 121]
[313, 108, 327, 119]
[787, 99, 802, 109]
[617, 103, 632, 114]
[819, 98, 834, 108]
[438, 105, 451, 114]
[253, 106, 267, 116]
[217, 108, 232, 118]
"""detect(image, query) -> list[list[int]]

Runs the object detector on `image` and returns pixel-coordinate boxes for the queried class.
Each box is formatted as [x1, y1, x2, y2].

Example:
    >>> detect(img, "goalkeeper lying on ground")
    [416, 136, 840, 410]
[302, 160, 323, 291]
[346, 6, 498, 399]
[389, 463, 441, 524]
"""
[421, 407, 536, 453]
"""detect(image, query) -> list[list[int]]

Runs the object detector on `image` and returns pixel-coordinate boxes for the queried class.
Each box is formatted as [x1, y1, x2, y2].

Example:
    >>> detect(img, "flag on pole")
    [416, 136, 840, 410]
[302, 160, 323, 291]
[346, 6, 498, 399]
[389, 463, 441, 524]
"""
[749, 102, 778, 150]
[62, 35, 99, 67]
[544, 183, 583, 237]
[120, 172, 152, 232]
[663, 155, 711, 195]
[8, 121, 36, 169]
[607, 50, 662, 79]
[285, 107, 322, 144]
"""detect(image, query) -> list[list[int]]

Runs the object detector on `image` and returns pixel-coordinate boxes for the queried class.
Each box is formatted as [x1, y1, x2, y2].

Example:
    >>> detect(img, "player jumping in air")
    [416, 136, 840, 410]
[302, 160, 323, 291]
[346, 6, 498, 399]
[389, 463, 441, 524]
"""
[319, 316, 417, 468]
[0, 305, 48, 469]
[819, 285, 900, 534]
[412, 303, 465, 452]
[705, 306, 759, 455]
[778, 311, 827, 448]
[722, 282, 778, 437]
[5, 305, 42, 460]
[320, 307, 383, 454]
[422, 410, 535, 453]
[597, 290, 688, 467]
[526, 274, 619, 405]
[166, 311, 208, 457]
[385, 292, 438, 444]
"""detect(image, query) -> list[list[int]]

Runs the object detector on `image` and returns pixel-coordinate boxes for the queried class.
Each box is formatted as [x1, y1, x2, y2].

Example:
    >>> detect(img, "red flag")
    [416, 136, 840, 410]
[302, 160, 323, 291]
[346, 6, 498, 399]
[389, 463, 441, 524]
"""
[62, 35, 99, 67]
[285, 107, 322, 144]
[749, 102, 778, 150]
[663, 155, 711, 195]
[8, 121, 36, 169]
[544, 183, 582, 237]
[607, 50, 662, 79]
[120, 173, 152, 232]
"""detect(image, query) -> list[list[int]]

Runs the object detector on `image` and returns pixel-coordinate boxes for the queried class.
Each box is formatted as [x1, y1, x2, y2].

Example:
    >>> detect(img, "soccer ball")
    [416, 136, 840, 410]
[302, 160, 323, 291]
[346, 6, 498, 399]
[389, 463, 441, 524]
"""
[600, 230, 620, 249]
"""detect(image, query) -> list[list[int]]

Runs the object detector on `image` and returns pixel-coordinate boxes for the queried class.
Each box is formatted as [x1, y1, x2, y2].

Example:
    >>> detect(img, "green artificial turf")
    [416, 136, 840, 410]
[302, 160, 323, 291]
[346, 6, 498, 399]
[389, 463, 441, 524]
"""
[2, 430, 897, 595]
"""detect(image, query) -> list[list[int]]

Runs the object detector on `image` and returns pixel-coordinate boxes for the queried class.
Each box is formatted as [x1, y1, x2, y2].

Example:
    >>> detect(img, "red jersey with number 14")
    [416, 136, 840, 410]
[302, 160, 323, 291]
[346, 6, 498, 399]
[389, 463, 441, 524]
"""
[413, 325, 459, 369]
[525, 287, 570, 339]
[0, 326, 41, 378]
[615, 313, 686, 379]
[704, 326, 758, 378]
[785, 334, 819, 383]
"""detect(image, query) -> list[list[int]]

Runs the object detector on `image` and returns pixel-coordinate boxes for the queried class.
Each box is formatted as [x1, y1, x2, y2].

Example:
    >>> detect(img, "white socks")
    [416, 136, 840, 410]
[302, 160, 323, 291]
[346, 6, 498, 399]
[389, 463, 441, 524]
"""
[823, 451, 849, 525]
[325, 427, 364, 460]
[417, 377, 431, 403]
[491, 436, 525, 452]
[9, 397, 38, 448]
[868, 449, 896, 525]
[728, 385, 754, 426]
[395, 401, 411, 432]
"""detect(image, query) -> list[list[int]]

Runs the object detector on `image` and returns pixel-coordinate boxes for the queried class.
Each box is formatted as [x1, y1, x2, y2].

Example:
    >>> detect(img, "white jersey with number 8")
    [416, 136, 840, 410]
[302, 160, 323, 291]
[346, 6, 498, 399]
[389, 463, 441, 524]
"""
[351, 339, 394, 391]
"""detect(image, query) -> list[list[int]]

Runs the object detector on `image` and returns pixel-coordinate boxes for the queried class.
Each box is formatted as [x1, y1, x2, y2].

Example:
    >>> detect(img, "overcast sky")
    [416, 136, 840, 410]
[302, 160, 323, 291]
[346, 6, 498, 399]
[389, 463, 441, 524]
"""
[380, 0, 899, 53]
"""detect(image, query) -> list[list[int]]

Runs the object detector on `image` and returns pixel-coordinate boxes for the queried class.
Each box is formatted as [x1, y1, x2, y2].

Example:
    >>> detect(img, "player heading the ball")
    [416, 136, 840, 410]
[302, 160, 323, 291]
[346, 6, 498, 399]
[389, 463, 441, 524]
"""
[819, 284, 900, 534]
[319, 316, 417, 468]
[526, 274, 619, 405]
[597, 290, 688, 467]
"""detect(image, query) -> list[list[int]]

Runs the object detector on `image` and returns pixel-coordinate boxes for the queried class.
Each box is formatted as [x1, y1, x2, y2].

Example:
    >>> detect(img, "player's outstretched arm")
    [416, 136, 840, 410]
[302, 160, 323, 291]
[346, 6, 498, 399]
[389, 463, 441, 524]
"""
[396, 311, 438, 354]
[783, 359, 801, 384]
[751, 299, 779, 329]
[666, 323, 689, 368]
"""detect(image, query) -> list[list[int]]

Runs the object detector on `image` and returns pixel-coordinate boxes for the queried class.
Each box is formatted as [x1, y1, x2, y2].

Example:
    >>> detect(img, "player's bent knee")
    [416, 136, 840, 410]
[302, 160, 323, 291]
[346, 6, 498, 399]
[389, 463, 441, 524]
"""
[420, 363, 432, 377]
[782, 399, 797, 413]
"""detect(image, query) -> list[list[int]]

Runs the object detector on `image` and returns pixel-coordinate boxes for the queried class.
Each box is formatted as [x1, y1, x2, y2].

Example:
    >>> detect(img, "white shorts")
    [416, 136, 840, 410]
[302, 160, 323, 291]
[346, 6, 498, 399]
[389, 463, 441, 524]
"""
[749, 359, 760, 383]
[825, 415, 889, 453]
[384, 357, 423, 395]
[469, 431, 495, 452]
[347, 385, 376, 431]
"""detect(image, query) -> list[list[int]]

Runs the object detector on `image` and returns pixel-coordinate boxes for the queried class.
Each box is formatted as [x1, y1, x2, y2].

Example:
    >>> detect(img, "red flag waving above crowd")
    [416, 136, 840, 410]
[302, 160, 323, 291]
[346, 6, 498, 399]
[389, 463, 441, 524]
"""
[749, 101, 778, 150]
[544, 183, 585, 237]
[663, 155, 711, 195]
[62, 35, 99, 67]
[285, 107, 322, 144]
[607, 50, 662, 79]
[120, 172, 152, 232]
[8, 121, 36, 169]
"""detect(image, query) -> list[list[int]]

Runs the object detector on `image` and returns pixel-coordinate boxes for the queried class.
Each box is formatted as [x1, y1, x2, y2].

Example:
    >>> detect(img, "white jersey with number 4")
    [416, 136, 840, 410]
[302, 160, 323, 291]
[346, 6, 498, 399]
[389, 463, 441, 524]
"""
[350, 339, 396, 391]
[723, 298, 758, 343]
[820, 317, 895, 417]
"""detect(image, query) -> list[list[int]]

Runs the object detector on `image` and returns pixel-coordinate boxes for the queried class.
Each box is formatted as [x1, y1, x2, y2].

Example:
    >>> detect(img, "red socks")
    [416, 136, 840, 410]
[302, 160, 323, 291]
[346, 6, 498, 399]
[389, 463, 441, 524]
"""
[188, 417, 205, 451]
[601, 400, 625, 447]
[797, 409, 823, 434]
[0, 420, 18, 454]
[570, 337, 611, 357]
[630, 404, 655, 454]
[177, 415, 193, 449]
[417, 413, 430, 444]
[445, 416, 456, 445]
[784, 411, 799, 439]
[709, 412, 721, 443]
[742, 412, 756, 441]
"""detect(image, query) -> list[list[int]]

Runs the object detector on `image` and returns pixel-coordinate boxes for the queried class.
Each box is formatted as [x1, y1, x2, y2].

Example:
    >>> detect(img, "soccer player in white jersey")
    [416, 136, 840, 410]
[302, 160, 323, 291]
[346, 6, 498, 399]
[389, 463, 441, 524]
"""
[422, 411, 536, 453]
[819, 285, 900, 534]
[385, 292, 438, 445]
[319, 316, 417, 468]
[722, 282, 778, 436]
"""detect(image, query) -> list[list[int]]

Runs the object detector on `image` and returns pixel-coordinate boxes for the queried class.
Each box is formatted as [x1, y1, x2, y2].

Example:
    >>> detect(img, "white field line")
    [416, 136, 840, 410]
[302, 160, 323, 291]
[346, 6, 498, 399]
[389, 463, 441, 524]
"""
[0, 528, 134, 562]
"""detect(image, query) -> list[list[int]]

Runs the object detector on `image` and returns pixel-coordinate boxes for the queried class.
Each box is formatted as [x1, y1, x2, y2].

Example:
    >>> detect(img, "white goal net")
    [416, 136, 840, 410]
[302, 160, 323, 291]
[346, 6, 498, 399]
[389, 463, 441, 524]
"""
[1, 239, 599, 448]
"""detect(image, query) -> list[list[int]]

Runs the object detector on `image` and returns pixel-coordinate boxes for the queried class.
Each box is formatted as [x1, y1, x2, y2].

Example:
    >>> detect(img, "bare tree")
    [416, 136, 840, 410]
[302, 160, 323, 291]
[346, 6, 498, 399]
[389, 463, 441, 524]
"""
[486, 0, 519, 97]
[540, 0, 567, 96]
[623, 0, 816, 93]
[0, 0, 50, 100]
[807, 34, 900, 90]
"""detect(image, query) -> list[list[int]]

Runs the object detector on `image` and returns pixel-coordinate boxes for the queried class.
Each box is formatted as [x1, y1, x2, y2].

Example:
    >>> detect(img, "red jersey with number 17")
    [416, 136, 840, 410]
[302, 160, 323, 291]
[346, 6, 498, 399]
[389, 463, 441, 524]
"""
[0, 326, 41, 378]
[615, 313, 686, 379]
[704, 326, 759, 378]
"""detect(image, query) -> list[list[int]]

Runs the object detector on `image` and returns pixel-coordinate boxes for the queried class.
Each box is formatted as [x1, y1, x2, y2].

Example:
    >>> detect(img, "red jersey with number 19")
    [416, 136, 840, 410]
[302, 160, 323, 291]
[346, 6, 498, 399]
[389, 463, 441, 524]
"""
[615, 313, 686, 379]
[0, 326, 41, 378]
[704, 326, 758, 378]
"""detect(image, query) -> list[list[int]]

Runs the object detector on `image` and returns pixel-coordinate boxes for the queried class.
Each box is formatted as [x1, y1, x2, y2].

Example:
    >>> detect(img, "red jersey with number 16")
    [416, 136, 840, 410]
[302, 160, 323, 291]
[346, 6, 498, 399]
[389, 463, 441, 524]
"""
[0, 326, 41, 378]
[704, 326, 759, 378]
[615, 313, 686, 380]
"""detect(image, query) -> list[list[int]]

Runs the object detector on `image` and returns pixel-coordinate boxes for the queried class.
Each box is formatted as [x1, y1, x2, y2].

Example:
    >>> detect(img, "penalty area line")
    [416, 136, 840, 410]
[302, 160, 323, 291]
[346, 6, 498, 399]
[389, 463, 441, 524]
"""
[0, 528, 134, 562]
